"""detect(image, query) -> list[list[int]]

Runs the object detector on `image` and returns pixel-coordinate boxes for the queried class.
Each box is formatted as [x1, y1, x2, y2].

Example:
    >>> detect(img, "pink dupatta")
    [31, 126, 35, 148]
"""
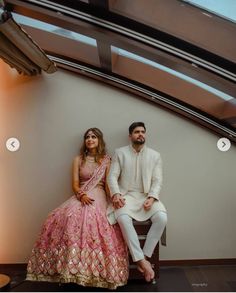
[79, 154, 110, 194]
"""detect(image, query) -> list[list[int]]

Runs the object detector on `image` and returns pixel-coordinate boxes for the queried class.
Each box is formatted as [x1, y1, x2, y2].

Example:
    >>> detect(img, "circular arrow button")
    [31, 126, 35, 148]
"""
[6, 137, 20, 152]
[217, 137, 231, 152]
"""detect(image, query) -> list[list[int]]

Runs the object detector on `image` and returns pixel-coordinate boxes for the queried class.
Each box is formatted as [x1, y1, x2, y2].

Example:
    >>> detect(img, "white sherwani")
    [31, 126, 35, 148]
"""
[108, 145, 166, 222]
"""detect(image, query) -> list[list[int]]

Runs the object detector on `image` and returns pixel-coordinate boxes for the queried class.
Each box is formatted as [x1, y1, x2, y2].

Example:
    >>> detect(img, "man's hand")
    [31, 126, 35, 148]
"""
[143, 197, 156, 211]
[112, 193, 125, 209]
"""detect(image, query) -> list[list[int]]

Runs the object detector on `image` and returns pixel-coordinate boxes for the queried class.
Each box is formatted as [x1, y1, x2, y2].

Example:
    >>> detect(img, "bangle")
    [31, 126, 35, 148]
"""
[79, 194, 86, 201]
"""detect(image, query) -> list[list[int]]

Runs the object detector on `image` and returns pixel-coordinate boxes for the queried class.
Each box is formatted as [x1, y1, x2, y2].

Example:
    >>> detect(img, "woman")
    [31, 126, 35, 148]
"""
[26, 128, 129, 289]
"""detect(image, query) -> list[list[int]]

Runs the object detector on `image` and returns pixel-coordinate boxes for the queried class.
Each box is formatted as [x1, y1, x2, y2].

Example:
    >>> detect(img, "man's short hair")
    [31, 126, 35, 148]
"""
[129, 122, 146, 134]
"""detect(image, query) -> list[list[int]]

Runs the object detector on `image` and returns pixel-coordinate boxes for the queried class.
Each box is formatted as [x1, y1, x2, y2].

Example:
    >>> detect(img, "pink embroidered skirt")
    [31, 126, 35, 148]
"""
[26, 194, 129, 289]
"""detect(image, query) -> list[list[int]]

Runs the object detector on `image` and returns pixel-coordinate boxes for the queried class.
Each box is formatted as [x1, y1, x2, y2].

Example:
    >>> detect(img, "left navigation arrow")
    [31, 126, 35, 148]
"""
[6, 137, 20, 152]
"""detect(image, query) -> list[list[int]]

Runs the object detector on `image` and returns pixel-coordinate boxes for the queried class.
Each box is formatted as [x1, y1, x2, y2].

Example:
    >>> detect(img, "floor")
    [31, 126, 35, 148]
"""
[1, 264, 236, 292]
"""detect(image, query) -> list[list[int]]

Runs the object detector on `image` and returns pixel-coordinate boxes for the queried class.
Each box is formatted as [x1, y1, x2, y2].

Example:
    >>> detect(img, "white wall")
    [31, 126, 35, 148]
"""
[0, 60, 235, 263]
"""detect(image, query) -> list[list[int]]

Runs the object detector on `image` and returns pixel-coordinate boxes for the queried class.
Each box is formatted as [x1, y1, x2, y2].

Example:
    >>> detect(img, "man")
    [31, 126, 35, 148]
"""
[108, 122, 167, 282]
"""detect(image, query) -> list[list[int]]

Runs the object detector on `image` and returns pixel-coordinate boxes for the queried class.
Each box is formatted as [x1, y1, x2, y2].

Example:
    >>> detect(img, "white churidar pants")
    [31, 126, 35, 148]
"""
[117, 211, 167, 262]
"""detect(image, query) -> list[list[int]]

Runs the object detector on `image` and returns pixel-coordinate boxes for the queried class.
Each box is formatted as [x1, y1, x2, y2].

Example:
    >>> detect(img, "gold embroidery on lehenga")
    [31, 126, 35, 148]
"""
[26, 155, 128, 289]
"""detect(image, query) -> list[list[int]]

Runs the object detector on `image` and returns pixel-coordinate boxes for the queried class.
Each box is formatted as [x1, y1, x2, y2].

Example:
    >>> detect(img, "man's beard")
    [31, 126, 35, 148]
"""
[133, 138, 145, 145]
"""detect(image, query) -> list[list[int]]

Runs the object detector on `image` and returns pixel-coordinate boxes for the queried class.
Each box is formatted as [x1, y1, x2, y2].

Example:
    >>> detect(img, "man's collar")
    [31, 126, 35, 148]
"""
[129, 144, 146, 154]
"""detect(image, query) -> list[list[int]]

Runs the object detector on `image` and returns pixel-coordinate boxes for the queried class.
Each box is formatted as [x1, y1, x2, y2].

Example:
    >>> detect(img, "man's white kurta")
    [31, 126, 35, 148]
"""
[107, 145, 167, 222]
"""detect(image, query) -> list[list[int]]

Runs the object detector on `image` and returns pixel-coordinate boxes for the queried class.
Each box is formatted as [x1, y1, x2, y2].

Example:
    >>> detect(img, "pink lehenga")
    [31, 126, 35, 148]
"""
[26, 155, 129, 289]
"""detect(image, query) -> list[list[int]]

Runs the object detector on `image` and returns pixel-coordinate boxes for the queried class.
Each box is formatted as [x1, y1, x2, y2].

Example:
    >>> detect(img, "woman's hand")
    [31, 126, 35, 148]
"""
[112, 193, 126, 209]
[75, 190, 86, 200]
[80, 194, 95, 205]
[76, 190, 94, 205]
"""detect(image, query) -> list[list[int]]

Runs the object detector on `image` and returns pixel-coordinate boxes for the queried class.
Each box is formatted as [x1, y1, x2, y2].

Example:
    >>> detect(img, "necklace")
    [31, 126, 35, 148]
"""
[86, 156, 96, 163]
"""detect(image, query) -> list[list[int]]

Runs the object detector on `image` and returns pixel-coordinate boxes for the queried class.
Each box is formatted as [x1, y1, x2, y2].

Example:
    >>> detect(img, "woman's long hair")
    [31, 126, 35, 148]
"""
[80, 128, 107, 164]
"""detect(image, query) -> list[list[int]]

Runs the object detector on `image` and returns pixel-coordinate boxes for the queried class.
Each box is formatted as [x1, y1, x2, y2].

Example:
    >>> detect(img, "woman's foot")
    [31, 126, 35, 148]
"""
[136, 259, 155, 282]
